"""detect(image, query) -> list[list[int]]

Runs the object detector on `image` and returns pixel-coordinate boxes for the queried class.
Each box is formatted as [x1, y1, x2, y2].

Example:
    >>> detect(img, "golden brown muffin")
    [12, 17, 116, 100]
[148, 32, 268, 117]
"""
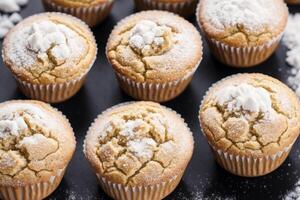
[84, 101, 194, 200]
[2, 12, 97, 103]
[0, 100, 76, 200]
[134, 0, 198, 17]
[196, 0, 288, 67]
[106, 11, 202, 102]
[42, 0, 114, 26]
[199, 73, 300, 177]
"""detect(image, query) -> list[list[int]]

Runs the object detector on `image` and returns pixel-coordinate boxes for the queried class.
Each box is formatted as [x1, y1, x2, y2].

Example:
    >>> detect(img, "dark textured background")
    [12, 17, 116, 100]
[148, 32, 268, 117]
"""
[0, 1, 300, 199]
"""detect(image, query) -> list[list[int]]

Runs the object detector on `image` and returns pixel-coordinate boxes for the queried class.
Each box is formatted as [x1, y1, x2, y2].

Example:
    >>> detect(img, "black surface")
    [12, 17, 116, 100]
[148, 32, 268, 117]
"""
[0, 1, 300, 200]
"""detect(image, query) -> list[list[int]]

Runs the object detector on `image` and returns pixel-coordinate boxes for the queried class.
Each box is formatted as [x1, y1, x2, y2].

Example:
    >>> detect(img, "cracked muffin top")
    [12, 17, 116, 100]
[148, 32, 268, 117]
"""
[0, 100, 76, 187]
[106, 11, 202, 83]
[199, 73, 300, 157]
[48, 0, 112, 7]
[84, 101, 194, 186]
[2, 12, 97, 84]
[197, 0, 288, 47]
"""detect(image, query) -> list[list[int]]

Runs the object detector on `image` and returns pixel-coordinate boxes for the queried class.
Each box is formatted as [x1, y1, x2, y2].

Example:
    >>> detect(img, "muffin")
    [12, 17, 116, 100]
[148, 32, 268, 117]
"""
[106, 11, 202, 102]
[2, 12, 97, 103]
[84, 101, 194, 200]
[0, 100, 76, 200]
[196, 0, 288, 67]
[134, 0, 198, 17]
[42, 0, 114, 27]
[199, 73, 300, 177]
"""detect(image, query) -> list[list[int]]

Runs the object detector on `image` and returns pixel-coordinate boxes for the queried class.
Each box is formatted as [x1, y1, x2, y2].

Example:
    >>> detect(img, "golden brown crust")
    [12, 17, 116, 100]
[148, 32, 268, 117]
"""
[106, 10, 202, 83]
[197, 0, 288, 47]
[199, 73, 300, 157]
[2, 12, 97, 85]
[84, 101, 194, 186]
[0, 100, 76, 187]
[49, 0, 111, 7]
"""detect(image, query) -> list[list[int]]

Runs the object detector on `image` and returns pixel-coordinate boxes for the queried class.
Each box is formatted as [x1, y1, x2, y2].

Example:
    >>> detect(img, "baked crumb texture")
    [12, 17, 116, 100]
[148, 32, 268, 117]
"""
[133, 0, 199, 17]
[200, 73, 300, 177]
[196, 0, 288, 67]
[0, 100, 75, 200]
[84, 102, 194, 200]
[2, 13, 97, 103]
[42, 0, 114, 27]
[106, 11, 202, 102]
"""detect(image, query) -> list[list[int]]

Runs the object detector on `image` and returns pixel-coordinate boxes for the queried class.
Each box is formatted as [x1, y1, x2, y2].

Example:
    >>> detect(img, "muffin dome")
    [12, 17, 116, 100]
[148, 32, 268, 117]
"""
[84, 101, 194, 186]
[197, 0, 288, 47]
[2, 12, 97, 84]
[200, 73, 300, 156]
[106, 10, 202, 83]
[0, 100, 75, 187]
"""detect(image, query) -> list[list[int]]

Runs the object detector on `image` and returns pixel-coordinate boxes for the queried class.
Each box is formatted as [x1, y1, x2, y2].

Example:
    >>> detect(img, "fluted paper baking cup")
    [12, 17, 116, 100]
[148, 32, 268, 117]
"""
[114, 61, 199, 102]
[134, 0, 198, 17]
[96, 173, 182, 200]
[205, 35, 281, 68]
[16, 74, 87, 103]
[209, 140, 295, 177]
[0, 168, 65, 200]
[42, 0, 114, 27]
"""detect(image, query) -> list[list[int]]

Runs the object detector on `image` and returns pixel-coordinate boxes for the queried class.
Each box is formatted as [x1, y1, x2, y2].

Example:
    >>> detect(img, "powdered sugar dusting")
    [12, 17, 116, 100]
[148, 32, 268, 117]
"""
[203, 0, 281, 32]
[0, 103, 51, 139]
[214, 83, 272, 114]
[283, 14, 300, 98]
[129, 20, 172, 56]
[284, 179, 300, 200]
[127, 138, 157, 161]
[0, 0, 25, 39]
[7, 19, 86, 68]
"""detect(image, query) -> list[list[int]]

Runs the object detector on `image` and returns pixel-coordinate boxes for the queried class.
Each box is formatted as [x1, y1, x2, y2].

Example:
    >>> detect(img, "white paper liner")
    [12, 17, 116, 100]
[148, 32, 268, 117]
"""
[134, 0, 198, 17]
[16, 74, 87, 103]
[206, 35, 282, 68]
[83, 101, 194, 199]
[209, 140, 295, 177]
[195, 1, 283, 68]
[114, 60, 199, 102]
[198, 73, 299, 176]
[42, 0, 114, 27]
[0, 168, 65, 200]
[96, 173, 182, 200]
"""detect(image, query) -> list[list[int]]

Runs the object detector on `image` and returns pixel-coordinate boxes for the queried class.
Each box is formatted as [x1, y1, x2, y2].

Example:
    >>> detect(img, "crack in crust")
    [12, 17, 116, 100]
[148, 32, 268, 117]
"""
[107, 21, 178, 82]
[0, 101, 76, 187]
[200, 74, 300, 156]
[0, 110, 60, 178]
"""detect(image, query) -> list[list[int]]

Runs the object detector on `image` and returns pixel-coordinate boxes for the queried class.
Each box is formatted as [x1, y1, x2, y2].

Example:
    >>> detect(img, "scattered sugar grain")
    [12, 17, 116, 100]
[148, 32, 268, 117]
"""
[283, 14, 300, 98]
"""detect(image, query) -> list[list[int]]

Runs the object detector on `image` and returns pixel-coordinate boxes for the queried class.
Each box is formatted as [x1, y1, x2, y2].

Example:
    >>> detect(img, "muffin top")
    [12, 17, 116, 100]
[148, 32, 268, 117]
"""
[106, 11, 202, 83]
[49, 0, 111, 7]
[0, 100, 76, 186]
[2, 12, 97, 84]
[84, 101, 194, 186]
[197, 0, 288, 47]
[199, 73, 300, 157]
